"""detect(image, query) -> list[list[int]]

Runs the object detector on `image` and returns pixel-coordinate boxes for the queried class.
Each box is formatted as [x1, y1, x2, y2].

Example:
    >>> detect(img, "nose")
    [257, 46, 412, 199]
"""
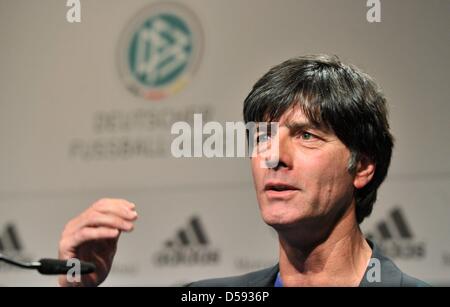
[263, 127, 293, 170]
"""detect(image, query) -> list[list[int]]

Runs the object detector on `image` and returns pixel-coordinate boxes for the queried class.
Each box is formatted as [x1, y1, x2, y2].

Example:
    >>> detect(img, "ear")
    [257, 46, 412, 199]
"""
[353, 155, 376, 189]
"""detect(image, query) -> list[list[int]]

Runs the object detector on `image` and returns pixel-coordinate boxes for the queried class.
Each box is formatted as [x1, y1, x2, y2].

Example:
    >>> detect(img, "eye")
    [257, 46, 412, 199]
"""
[299, 131, 315, 140]
[256, 133, 271, 143]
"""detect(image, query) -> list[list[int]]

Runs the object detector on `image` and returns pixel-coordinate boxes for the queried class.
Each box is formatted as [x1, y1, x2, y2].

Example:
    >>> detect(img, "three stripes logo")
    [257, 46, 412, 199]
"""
[0, 224, 23, 255]
[0, 223, 32, 272]
[366, 207, 425, 259]
[154, 216, 220, 266]
[164, 216, 209, 248]
[366, 207, 413, 241]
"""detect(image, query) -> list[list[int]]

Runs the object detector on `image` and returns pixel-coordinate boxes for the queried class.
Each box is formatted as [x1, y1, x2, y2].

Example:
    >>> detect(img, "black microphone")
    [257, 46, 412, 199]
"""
[38, 258, 96, 275]
[0, 253, 96, 275]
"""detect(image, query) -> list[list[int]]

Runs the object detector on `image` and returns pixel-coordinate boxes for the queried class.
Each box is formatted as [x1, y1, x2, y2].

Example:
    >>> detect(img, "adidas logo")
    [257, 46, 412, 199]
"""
[164, 216, 209, 247]
[0, 224, 23, 255]
[154, 216, 220, 266]
[366, 207, 413, 241]
[366, 207, 425, 259]
[0, 223, 32, 272]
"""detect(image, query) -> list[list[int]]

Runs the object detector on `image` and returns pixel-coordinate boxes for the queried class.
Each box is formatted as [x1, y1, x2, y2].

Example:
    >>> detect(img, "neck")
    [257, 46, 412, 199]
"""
[277, 203, 372, 286]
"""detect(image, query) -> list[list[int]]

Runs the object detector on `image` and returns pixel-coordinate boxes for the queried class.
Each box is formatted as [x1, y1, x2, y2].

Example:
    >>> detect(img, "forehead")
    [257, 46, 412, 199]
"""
[268, 104, 334, 138]
[276, 105, 320, 129]
[278, 105, 307, 124]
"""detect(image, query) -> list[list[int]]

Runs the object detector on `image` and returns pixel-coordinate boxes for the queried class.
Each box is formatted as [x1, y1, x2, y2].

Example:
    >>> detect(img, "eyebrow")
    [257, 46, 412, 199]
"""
[284, 122, 318, 131]
[284, 121, 330, 135]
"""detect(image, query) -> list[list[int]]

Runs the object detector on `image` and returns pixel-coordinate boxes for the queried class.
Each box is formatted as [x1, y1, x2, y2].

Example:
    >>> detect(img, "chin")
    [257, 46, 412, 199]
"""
[259, 200, 319, 230]
[260, 207, 305, 229]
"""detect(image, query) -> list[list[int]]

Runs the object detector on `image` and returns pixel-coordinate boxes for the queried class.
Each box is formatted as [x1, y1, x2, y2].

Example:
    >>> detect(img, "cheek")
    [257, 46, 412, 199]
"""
[251, 157, 265, 190]
[299, 148, 353, 193]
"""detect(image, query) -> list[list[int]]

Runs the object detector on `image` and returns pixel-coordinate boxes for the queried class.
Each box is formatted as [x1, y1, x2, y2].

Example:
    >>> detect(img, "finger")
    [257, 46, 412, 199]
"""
[60, 227, 120, 255]
[72, 227, 120, 249]
[62, 199, 137, 236]
[65, 212, 134, 238]
[94, 198, 136, 211]
[94, 201, 138, 221]
[82, 212, 135, 232]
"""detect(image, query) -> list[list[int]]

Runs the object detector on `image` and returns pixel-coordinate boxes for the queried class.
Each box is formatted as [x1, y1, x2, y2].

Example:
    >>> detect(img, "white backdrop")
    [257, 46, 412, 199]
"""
[0, 0, 449, 286]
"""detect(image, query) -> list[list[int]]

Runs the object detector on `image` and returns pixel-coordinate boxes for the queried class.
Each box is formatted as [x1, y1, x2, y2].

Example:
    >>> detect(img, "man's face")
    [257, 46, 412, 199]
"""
[251, 106, 356, 231]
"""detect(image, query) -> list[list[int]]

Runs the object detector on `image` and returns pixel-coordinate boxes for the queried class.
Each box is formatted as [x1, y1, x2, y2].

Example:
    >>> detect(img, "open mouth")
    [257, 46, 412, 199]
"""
[264, 183, 299, 192]
[266, 185, 295, 192]
[264, 183, 299, 200]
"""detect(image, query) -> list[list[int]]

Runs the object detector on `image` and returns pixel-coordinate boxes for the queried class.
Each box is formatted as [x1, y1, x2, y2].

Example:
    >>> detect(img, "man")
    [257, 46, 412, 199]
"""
[58, 55, 428, 287]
